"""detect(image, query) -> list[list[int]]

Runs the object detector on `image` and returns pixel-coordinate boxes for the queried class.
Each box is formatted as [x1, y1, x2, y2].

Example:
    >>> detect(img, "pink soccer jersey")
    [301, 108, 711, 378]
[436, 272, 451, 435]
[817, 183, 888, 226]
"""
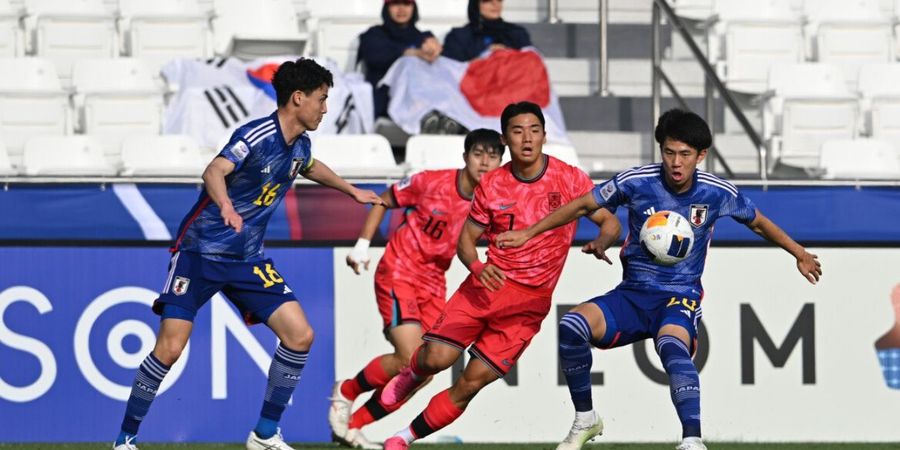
[386, 169, 475, 278]
[469, 155, 594, 290]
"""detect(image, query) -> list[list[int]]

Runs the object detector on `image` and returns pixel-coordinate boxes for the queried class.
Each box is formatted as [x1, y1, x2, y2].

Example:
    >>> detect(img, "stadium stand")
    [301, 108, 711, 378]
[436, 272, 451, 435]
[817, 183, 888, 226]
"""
[118, 0, 213, 77]
[858, 63, 900, 144]
[404, 134, 466, 172]
[212, 0, 307, 60]
[120, 134, 205, 176]
[309, 134, 403, 178]
[22, 135, 117, 175]
[0, 138, 17, 175]
[819, 138, 900, 180]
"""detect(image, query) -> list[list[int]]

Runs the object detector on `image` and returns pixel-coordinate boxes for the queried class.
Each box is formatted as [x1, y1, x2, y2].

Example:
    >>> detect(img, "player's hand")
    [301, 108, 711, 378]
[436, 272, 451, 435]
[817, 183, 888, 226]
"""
[496, 230, 530, 249]
[488, 43, 508, 52]
[351, 188, 385, 206]
[796, 250, 821, 284]
[478, 264, 506, 292]
[421, 37, 442, 62]
[345, 253, 370, 275]
[221, 206, 243, 233]
[582, 239, 613, 265]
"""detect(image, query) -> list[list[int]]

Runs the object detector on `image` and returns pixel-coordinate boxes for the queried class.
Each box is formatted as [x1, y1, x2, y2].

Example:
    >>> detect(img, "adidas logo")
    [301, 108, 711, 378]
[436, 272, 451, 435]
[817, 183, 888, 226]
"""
[261, 165, 271, 174]
[283, 285, 292, 294]
[644, 207, 657, 216]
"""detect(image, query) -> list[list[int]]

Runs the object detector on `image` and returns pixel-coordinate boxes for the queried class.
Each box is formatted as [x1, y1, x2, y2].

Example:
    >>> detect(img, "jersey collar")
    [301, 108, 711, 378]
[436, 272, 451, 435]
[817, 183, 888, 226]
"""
[455, 169, 473, 201]
[512, 154, 548, 184]
[660, 167, 699, 197]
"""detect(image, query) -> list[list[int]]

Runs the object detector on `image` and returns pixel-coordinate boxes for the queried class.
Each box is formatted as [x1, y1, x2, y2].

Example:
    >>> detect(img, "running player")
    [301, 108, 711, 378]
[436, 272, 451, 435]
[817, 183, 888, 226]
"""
[496, 108, 822, 450]
[112, 58, 383, 450]
[329, 129, 504, 449]
[379, 101, 621, 450]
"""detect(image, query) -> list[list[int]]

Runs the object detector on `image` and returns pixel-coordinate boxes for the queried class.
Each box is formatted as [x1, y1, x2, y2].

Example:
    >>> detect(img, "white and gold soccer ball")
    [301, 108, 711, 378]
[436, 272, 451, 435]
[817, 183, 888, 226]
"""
[639, 210, 694, 266]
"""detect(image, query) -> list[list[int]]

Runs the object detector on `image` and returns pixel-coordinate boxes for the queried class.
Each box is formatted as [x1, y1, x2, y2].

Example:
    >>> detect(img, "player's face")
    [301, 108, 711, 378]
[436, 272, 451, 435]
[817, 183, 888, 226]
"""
[660, 137, 707, 192]
[479, 0, 503, 20]
[463, 144, 503, 182]
[388, 2, 414, 25]
[502, 113, 546, 165]
[294, 84, 329, 131]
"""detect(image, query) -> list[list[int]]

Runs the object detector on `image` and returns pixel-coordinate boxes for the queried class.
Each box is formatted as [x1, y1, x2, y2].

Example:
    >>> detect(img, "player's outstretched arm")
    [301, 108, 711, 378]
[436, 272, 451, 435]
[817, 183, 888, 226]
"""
[747, 209, 822, 284]
[496, 191, 601, 249]
[347, 190, 396, 275]
[302, 160, 385, 206]
[458, 219, 505, 291]
[202, 156, 242, 233]
[581, 208, 622, 265]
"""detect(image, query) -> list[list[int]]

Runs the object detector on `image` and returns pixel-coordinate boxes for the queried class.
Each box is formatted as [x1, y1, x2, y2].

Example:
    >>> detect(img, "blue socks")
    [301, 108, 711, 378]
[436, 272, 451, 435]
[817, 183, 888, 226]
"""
[254, 343, 308, 439]
[656, 335, 701, 438]
[559, 312, 594, 412]
[118, 353, 171, 445]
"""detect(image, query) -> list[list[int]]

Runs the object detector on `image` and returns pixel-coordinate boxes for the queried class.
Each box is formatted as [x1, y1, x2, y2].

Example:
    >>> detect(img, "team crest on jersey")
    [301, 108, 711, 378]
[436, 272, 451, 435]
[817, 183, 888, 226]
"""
[689, 204, 709, 227]
[548, 192, 562, 210]
[172, 276, 190, 296]
[290, 157, 305, 178]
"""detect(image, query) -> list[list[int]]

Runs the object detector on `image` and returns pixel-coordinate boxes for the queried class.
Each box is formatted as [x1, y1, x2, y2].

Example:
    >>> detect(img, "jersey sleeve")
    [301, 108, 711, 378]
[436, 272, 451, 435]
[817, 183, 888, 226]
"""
[467, 182, 490, 228]
[391, 172, 425, 208]
[299, 134, 314, 174]
[217, 132, 252, 171]
[571, 166, 594, 197]
[719, 189, 757, 224]
[591, 177, 627, 212]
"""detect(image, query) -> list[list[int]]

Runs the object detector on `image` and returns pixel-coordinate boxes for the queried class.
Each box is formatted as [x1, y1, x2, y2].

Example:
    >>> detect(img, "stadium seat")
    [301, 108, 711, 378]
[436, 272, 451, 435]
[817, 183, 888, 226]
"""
[120, 134, 206, 176]
[308, 17, 377, 72]
[118, 0, 212, 77]
[0, 138, 18, 175]
[212, 0, 307, 60]
[818, 138, 900, 179]
[72, 58, 164, 164]
[24, 0, 117, 87]
[22, 135, 117, 176]
[858, 64, 900, 144]
[543, 142, 582, 169]
[404, 135, 466, 172]
[762, 63, 859, 170]
[670, 0, 714, 21]
[0, 0, 23, 57]
[310, 134, 403, 178]
[706, 0, 803, 94]
[0, 57, 71, 167]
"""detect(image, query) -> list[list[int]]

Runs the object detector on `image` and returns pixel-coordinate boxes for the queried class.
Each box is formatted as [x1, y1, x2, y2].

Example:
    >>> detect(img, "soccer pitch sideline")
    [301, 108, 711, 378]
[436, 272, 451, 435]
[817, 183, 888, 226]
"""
[2, 444, 898, 449]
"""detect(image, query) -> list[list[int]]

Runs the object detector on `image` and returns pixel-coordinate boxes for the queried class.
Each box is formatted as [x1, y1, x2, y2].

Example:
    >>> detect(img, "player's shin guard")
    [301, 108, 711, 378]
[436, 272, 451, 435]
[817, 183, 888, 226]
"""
[256, 343, 308, 439]
[342, 356, 392, 401]
[349, 387, 406, 429]
[408, 389, 464, 440]
[656, 335, 701, 438]
[120, 353, 171, 437]
[559, 312, 594, 412]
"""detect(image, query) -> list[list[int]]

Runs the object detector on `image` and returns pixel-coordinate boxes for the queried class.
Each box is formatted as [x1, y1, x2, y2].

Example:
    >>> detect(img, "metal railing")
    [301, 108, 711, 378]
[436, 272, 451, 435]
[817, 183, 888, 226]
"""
[651, 0, 768, 180]
[546, 0, 610, 96]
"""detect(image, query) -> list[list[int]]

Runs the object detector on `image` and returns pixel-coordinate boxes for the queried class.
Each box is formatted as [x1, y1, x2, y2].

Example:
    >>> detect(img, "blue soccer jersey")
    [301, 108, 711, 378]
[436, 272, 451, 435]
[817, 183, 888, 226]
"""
[592, 163, 757, 297]
[172, 112, 314, 261]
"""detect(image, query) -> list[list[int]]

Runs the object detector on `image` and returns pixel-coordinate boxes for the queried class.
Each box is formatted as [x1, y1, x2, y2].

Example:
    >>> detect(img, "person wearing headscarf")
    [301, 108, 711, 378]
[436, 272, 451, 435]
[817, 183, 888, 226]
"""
[358, 0, 442, 118]
[442, 0, 532, 62]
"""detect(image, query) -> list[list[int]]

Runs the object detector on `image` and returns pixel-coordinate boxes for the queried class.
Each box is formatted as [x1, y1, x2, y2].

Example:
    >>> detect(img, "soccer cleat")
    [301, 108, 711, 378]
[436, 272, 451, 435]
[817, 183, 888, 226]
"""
[246, 429, 295, 450]
[112, 435, 139, 450]
[383, 436, 409, 450]
[380, 367, 424, 406]
[555, 411, 604, 450]
[334, 428, 382, 450]
[676, 436, 707, 450]
[329, 380, 353, 439]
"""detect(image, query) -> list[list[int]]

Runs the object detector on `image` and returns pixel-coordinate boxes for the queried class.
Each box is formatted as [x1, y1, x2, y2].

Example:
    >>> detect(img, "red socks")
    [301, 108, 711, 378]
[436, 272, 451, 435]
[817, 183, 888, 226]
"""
[341, 356, 391, 401]
[410, 389, 464, 439]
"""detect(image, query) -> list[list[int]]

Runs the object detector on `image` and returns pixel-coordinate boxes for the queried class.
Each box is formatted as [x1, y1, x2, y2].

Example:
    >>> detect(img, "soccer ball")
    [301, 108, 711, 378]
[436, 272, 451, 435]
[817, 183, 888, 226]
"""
[639, 211, 694, 266]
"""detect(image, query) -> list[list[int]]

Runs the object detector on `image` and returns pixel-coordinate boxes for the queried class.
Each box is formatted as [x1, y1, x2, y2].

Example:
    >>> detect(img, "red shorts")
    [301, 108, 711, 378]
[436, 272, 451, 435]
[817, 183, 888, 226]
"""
[374, 257, 446, 332]
[423, 274, 552, 376]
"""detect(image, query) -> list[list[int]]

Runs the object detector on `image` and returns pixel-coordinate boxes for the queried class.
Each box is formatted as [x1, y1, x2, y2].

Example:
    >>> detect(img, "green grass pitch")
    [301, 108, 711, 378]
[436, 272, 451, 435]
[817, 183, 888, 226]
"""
[2, 444, 898, 449]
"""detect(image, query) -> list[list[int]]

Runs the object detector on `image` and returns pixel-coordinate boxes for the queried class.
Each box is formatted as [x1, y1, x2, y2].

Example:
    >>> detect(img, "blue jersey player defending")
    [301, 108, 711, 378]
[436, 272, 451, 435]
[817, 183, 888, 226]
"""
[496, 109, 822, 450]
[112, 58, 383, 450]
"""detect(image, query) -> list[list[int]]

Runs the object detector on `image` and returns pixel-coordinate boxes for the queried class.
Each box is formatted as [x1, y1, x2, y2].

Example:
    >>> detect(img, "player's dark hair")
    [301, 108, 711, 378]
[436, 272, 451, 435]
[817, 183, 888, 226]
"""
[464, 128, 505, 157]
[654, 108, 712, 152]
[500, 101, 545, 135]
[272, 58, 334, 107]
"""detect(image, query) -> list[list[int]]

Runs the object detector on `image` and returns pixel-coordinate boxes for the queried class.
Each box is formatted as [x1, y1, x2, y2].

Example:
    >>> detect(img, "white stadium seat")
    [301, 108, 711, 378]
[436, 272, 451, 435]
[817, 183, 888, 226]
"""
[0, 0, 24, 57]
[308, 17, 376, 71]
[671, 0, 713, 21]
[819, 138, 900, 179]
[0, 138, 18, 175]
[72, 58, 165, 164]
[118, 0, 212, 77]
[543, 142, 582, 169]
[23, 135, 117, 176]
[762, 63, 859, 170]
[212, 0, 307, 60]
[0, 57, 71, 168]
[310, 134, 402, 178]
[121, 134, 206, 176]
[404, 135, 466, 172]
[24, 0, 117, 87]
[858, 64, 900, 143]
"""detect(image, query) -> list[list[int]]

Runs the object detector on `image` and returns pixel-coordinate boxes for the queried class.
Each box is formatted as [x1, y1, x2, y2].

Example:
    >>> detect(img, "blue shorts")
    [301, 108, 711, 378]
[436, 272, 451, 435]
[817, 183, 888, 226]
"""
[152, 251, 297, 325]
[587, 286, 703, 353]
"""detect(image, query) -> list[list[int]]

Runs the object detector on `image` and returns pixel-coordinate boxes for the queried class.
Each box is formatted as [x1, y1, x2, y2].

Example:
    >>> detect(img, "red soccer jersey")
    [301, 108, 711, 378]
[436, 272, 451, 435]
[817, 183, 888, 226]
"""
[469, 155, 594, 290]
[385, 169, 474, 279]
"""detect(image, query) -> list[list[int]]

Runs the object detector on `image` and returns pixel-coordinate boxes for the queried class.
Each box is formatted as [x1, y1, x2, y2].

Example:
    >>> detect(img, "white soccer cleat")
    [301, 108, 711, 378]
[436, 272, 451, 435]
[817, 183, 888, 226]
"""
[555, 411, 604, 450]
[676, 436, 707, 450]
[340, 428, 382, 449]
[113, 436, 139, 450]
[329, 380, 353, 439]
[246, 429, 295, 450]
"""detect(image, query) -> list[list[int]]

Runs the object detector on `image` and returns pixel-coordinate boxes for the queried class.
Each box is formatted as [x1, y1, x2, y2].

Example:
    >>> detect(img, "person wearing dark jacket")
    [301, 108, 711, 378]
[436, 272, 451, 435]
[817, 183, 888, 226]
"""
[442, 0, 532, 62]
[358, 0, 442, 118]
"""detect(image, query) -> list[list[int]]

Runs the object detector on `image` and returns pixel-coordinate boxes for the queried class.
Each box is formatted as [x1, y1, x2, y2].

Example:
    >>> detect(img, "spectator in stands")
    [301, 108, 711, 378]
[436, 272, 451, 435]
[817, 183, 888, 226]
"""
[442, 0, 532, 62]
[358, 0, 442, 118]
